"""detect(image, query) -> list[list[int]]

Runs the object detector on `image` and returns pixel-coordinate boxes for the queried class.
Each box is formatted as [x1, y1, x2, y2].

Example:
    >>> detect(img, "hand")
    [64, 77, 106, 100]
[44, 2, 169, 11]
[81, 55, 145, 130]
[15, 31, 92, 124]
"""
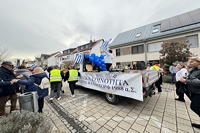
[16, 74, 23, 79]
[10, 79, 18, 84]
[179, 77, 187, 83]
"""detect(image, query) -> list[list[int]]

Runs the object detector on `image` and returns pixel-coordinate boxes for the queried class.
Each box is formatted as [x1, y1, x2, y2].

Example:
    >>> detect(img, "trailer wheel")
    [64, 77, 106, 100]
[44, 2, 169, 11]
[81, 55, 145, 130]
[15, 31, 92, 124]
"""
[105, 93, 119, 104]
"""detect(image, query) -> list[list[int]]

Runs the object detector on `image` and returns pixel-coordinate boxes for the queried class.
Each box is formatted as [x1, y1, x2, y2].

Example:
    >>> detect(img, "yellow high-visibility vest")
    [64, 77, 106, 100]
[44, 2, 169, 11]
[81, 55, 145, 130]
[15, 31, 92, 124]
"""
[68, 69, 79, 81]
[50, 69, 62, 82]
[151, 65, 160, 70]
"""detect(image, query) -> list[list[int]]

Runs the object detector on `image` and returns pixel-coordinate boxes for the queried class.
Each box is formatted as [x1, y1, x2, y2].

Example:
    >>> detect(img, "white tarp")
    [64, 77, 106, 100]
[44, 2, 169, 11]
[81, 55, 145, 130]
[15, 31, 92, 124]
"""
[77, 72, 143, 101]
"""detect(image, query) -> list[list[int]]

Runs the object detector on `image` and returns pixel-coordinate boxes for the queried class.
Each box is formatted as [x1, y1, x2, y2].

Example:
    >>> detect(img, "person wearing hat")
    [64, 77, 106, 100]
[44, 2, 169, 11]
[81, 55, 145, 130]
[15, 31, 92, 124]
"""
[180, 57, 200, 129]
[16, 67, 49, 113]
[0, 61, 19, 116]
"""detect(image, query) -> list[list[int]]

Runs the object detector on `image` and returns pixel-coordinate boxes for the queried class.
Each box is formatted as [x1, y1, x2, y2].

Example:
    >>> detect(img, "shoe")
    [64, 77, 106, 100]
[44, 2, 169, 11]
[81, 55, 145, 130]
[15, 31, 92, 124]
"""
[192, 123, 200, 129]
[57, 97, 61, 100]
[175, 98, 185, 102]
[71, 95, 75, 98]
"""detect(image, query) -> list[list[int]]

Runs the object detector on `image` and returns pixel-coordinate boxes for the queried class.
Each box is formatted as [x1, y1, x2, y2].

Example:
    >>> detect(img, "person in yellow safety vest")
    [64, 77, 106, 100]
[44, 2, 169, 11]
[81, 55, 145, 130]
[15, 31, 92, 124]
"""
[150, 64, 162, 92]
[49, 66, 64, 100]
[150, 64, 160, 70]
[64, 65, 80, 97]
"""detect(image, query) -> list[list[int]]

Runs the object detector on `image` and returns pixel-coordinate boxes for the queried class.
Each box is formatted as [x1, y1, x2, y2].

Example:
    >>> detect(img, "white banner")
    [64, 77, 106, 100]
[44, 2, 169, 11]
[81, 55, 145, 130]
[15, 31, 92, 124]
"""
[77, 72, 143, 101]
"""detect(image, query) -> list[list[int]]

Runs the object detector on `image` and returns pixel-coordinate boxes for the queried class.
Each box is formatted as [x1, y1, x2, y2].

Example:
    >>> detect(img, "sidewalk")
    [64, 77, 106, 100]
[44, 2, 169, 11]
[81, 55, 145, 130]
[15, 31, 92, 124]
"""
[44, 83, 200, 133]
[5, 83, 200, 133]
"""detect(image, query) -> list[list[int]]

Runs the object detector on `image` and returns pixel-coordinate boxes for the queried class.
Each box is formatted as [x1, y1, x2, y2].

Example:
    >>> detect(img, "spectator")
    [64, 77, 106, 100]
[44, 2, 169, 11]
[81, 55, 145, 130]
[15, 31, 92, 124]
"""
[169, 63, 179, 83]
[180, 57, 200, 129]
[146, 63, 151, 70]
[64, 65, 80, 97]
[0, 61, 19, 116]
[175, 62, 188, 102]
[15, 67, 31, 93]
[17, 67, 49, 113]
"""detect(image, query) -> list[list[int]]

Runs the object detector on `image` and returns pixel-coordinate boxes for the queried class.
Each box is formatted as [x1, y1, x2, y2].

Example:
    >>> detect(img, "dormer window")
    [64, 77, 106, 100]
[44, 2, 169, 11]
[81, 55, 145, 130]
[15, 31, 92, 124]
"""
[152, 24, 160, 34]
[136, 33, 141, 37]
[152, 28, 159, 33]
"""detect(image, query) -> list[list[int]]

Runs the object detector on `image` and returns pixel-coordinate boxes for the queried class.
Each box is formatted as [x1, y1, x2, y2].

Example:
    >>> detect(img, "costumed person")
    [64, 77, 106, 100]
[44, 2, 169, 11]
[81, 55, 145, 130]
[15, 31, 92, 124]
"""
[179, 57, 200, 129]
[64, 65, 80, 97]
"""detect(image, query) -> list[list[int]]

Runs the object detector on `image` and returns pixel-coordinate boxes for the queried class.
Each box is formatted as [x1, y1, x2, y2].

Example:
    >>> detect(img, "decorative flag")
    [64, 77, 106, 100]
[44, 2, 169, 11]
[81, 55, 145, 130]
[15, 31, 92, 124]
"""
[101, 39, 112, 52]
[74, 53, 84, 63]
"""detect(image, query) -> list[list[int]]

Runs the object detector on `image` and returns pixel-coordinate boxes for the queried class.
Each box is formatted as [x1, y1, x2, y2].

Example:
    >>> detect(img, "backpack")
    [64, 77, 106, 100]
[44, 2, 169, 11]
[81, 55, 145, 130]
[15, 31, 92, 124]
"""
[39, 77, 50, 89]
[35, 77, 50, 97]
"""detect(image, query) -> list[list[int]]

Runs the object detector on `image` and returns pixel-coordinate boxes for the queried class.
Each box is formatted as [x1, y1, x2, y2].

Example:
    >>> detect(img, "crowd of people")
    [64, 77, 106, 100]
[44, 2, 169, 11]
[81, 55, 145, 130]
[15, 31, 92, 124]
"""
[169, 57, 200, 129]
[0, 56, 200, 129]
[0, 61, 80, 115]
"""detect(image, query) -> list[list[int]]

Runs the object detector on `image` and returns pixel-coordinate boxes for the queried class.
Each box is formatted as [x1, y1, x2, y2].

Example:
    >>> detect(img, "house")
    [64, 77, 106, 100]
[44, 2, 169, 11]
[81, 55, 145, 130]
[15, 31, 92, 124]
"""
[110, 8, 200, 67]
[76, 39, 104, 55]
[59, 39, 104, 66]
[58, 48, 76, 66]
[35, 54, 50, 66]
[47, 51, 62, 67]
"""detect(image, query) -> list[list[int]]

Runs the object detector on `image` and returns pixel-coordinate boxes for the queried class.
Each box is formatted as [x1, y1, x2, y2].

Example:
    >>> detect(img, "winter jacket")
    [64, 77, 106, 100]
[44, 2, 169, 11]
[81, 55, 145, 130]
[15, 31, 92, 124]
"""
[186, 67, 200, 94]
[17, 72, 48, 97]
[0, 66, 19, 96]
[0, 78, 11, 86]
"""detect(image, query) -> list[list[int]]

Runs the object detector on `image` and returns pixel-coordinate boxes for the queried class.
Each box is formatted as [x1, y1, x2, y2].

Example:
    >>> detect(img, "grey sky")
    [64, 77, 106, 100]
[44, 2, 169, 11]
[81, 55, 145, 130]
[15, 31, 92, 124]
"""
[0, 0, 200, 60]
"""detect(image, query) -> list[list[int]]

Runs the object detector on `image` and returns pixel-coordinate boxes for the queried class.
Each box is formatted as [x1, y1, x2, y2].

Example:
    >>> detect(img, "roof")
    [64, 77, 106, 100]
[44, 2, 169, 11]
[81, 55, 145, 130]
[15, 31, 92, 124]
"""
[77, 39, 103, 52]
[110, 8, 200, 48]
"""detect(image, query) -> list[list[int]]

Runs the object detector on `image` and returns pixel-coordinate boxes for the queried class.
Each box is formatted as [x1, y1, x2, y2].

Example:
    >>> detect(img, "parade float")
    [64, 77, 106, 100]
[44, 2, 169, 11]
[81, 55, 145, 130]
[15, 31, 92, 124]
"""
[76, 51, 160, 104]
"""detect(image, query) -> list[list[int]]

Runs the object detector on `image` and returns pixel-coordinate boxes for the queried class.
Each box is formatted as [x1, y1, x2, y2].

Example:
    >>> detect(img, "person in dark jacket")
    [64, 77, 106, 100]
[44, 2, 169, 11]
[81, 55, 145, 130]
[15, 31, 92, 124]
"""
[180, 57, 200, 129]
[64, 65, 80, 97]
[0, 61, 19, 116]
[17, 67, 49, 113]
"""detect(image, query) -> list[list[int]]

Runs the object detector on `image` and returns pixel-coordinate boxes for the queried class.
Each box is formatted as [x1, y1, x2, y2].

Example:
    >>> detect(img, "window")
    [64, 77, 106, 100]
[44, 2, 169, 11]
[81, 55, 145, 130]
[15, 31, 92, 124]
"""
[152, 28, 159, 33]
[147, 42, 163, 52]
[121, 47, 131, 55]
[136, 33, 141, 37]
[116, 49, 120, 56]
[131, 45, 144, 54]
[152, 24, 160, 34]
[116, 62, 121, 66]
[81, 46, 84, 49]
[185, 35, 198, 48]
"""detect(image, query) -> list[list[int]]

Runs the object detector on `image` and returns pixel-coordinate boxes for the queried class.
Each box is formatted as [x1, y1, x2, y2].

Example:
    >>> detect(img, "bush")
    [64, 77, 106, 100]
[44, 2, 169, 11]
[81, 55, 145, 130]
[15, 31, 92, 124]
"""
[0, 111, 52, 133]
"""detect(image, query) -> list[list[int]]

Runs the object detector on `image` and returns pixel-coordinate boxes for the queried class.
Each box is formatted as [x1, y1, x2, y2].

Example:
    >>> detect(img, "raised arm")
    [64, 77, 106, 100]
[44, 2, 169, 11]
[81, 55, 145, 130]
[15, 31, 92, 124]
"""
[17, 77, 35, 86]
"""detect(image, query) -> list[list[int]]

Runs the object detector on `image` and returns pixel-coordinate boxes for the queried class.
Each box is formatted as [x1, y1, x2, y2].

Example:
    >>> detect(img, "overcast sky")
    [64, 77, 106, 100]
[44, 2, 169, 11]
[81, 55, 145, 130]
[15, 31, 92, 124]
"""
[0, 0, 200, 60]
